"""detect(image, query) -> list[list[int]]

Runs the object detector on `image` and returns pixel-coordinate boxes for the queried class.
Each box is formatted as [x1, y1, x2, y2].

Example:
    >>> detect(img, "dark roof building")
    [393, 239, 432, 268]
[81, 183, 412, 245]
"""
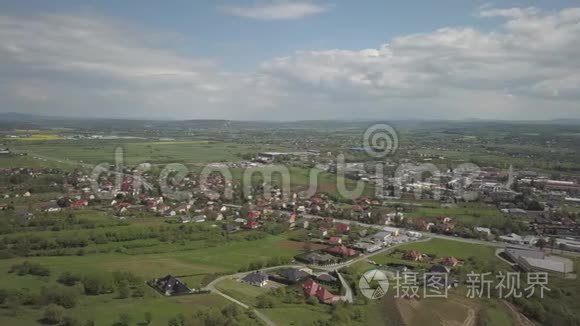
[315, 273, 338, 283]
[430, 264, 451, 274]
[241, 271, 269, 287]
[279, 268, 310, 283]
[153, 275, 192, 296]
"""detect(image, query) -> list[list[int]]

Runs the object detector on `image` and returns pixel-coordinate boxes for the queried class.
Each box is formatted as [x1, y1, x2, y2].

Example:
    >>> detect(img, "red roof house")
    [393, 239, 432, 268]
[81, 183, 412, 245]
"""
[70, 199, 88, 209]
[442, 256, 460, 267]
[328, 236, 342, 245]
[325, 245, 358, 257]
[336, 223, 350, 234]
[244, 221, 259, 229]
[302, 279, 319, 297]
[302, 279, 338, 304]
[247, 210, 261, 219]
[316, 286, 337, 304]
[404, 250, 423, 261]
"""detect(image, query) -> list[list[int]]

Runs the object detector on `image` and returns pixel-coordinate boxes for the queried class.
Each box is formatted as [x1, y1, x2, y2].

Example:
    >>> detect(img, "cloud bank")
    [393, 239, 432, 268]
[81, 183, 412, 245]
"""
[220, 1, 332, 20]
[0, 7, 579, 120]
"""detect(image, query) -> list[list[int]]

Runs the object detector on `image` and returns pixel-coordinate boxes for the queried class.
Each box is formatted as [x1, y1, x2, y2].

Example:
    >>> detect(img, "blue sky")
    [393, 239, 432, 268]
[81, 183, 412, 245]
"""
[0, 0, 579, 120]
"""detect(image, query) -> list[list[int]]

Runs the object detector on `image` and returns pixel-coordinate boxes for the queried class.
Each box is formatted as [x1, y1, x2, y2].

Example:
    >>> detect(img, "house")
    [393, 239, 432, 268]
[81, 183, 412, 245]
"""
[437, 216, 452, 224]
[382, 226, 400, 236]
[223, 224, 240, 233]
[441, 256, 460, 267]
[179, 216, 192, 223]
[152, 275, 192, 296]
[406, 231, 422, 238]
[328, 236, 342, 245]
[404, 250, 423, 261]
[353, 241, 382, 253]
[278, 268, 310, 283]
[315, 273, 338, 284]
[41, 203, 62, 213]
[244, 220, 259, 229]
[296, 219, 310, 229]
[241, 271, 269, 287]
[335, 223, 350, 234]
[284, 213, 297, 224]
[372, 231, 392, 243]
[192, 215, 207, 223]
[302, 279, 319, 297]
[499, 233, 523, 244]
[296, 252, 338, 265]
[16, 211, 34, 220]
[316, 286, 337, 304]
[501, 208, 528, 217]
[430, 264, 451, 274]
[70, 199, 88, 209]
[247, 210, 261, 219]
[474, 227, 491, 235]
[325, 245, 359, 258]
[302, 279, 338, 304]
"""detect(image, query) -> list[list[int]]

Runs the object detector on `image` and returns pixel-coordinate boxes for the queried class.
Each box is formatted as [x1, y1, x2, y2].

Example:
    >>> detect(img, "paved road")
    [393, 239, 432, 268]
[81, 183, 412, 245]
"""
[203, 265, 304, 326]
[335, 271, 353, 303]
[203, 237, 433, 325]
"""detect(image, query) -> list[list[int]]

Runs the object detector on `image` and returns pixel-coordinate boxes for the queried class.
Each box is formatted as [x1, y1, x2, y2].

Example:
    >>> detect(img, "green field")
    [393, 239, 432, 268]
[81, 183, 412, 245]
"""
[405, 203, 508, 228]
[0, 230, 301, 325]
[216, 278, 268, 306]
[5, 140, 267, 166]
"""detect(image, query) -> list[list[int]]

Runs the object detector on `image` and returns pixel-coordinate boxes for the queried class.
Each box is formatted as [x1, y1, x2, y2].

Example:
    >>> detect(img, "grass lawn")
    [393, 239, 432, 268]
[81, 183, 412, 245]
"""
[215, 278, 268, 306]
[6, 139, 287, 166]
[0, 292, 231, 326]
[230, 166, 375, 199]
[261, 305, 332, 326]
[395, 238, 497, 260]
[407, 203, 507, 228]
[0, 234, 301, 289]
[0, 232, 303, 325]
[480, 300, 515, 326]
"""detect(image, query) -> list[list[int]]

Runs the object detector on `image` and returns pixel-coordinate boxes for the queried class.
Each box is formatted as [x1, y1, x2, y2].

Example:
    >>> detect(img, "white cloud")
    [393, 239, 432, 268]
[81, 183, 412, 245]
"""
[0, 7, 579, 120]
[220, 1, 331, 20]
[260, 6, 580, 104]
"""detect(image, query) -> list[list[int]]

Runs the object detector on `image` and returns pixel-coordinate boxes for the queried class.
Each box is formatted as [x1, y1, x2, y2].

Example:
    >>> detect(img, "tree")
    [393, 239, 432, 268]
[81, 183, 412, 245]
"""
[117, 280, 130, 299]
[43, 304, 65, 324]
[144, 312, 152, 325]
[549, 237, 557, 254]
[535, 238, 547, 250]
[82, 273, 113, 295]
[57, 272, 81, 286]
[116, 313, 131, 326]
[306, 296, 318, 305]
[62, 316, 82, 326]
[256, 295, 275, 308]
[39, 285, 79, 308]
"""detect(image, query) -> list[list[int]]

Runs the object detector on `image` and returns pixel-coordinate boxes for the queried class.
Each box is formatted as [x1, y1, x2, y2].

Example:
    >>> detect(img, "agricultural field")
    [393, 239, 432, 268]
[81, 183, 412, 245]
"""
[0, 211, 305, 325]
[4, 139, 277, 166]
[404, 202, 508, 228]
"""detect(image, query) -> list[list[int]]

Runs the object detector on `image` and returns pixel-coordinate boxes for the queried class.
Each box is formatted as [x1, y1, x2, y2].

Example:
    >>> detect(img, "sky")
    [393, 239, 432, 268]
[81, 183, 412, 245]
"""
[0, 0, 579, 121]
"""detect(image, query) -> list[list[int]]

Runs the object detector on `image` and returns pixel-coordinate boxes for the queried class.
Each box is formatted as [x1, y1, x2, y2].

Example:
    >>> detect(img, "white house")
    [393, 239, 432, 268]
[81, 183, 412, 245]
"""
[474, 227, 491, 235]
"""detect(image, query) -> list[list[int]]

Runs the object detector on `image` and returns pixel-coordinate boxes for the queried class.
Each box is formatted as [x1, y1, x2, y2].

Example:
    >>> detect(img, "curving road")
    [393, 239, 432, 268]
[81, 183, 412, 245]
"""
[203, 238, 433, 325]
